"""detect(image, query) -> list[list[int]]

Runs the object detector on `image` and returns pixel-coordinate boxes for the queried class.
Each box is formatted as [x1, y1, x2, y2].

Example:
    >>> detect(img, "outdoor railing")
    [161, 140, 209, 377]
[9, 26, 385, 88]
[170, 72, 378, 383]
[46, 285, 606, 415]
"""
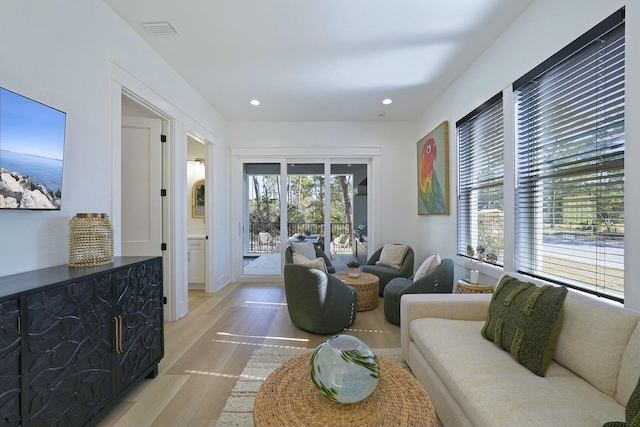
[248, 222, 352, 252]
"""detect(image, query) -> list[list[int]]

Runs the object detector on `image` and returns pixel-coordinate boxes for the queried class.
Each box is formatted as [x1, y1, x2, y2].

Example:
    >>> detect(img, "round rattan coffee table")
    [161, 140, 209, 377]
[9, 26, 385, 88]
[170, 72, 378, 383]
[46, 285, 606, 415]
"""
[333, 271, 379, 311]
[253, 352, 438, 427]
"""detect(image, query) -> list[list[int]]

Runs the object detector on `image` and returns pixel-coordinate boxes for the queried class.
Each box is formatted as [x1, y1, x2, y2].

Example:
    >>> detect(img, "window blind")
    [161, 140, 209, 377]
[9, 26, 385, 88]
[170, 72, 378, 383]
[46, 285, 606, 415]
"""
[457, 93, 504, 265]
[514, 13, 625, 301]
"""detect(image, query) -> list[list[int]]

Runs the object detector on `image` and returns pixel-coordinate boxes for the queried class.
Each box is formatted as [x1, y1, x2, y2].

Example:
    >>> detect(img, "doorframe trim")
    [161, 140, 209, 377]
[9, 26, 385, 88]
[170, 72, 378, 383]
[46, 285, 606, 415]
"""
[184, 121, 220, 293]
[110, 61, 184, 321]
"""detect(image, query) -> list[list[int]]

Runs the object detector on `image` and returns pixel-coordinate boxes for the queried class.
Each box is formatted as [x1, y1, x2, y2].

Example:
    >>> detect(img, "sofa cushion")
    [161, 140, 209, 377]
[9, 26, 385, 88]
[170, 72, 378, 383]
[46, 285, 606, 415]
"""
[376, 244, 409, 270]
[414, 253, 441, 281]
[617, 325, 640, 406]
[410, 318, 625, 427]
[292, 253, 327, 273]
[290, 241, 317, 261]
[481, 275, 567, 376]
[554, 291, 640, 398]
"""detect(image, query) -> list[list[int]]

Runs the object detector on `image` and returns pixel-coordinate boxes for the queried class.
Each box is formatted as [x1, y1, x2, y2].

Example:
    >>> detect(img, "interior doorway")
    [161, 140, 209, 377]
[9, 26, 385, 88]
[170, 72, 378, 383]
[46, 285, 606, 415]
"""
[120, 94, 166, 259]
[119, 93, 176, 314]
[187, 135, 207, 290]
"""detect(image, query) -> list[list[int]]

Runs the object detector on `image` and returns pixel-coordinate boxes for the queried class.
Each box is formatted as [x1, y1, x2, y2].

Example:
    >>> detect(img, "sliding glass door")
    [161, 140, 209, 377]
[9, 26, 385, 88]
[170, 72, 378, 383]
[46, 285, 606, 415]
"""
[329, 164, 367, 263]
[286, 163, 325, 250]
[243, 163, 282, 276]
[239, 158, 369, 280]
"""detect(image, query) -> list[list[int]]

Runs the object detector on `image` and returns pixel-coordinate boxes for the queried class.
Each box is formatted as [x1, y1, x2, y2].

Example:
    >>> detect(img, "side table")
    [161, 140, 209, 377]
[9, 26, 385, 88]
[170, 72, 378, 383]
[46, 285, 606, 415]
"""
[333, 272, 379, 311]
[454, 279, 494, 294]
[253, 353, 438, 427]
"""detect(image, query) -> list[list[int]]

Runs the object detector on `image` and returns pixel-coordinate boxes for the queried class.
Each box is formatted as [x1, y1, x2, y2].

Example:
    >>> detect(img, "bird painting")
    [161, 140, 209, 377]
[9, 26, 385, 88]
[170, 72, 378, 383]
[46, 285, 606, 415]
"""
[418, 123, 448, 215]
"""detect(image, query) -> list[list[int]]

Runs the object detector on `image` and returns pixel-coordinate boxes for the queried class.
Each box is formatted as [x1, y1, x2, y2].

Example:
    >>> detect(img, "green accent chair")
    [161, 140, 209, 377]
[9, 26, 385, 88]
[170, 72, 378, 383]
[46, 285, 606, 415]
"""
[383, 258, 454, 325]
[285, 245, 336, 274]
[362, 245, 414, 296]
[283, 264, 357, 334]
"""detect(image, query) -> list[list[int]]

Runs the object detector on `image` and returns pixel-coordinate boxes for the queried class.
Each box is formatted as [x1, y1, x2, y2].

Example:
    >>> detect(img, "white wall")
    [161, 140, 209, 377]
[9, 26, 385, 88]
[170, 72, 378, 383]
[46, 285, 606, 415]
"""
[0, 0, 230, 293]
[228, 121, 419, 258]
[416, 0, 639, 309]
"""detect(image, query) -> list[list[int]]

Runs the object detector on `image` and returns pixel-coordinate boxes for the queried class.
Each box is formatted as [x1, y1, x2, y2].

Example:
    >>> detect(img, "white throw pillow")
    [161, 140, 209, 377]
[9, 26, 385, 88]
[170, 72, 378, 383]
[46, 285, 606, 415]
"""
[375, 244, 409, 270]
[413, 253, 441, 281]
[290, 241, 317, 261]
[292, 253, 328, 273]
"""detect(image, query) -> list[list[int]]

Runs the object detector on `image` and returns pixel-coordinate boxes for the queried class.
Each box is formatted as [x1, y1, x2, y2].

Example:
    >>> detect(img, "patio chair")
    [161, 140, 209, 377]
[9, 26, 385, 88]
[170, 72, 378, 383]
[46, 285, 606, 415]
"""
[258, 232, 275, 252]
[332, 233, 350, 252]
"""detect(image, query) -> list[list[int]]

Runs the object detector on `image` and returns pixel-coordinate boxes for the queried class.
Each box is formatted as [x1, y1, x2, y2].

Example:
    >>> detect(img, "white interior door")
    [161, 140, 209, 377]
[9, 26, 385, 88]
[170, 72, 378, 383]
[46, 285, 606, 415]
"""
[121, 116, 163, 256]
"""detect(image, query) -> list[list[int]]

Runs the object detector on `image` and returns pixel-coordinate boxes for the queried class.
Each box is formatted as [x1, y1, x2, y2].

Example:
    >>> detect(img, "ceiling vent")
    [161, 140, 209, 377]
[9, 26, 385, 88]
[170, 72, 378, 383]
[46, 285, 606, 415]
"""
[140, 21, 178, 36]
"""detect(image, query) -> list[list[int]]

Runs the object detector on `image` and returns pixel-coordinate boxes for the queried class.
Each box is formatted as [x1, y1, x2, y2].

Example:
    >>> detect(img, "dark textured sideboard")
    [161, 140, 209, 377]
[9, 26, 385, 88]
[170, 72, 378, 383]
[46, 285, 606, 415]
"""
[0, 256, 164, 427]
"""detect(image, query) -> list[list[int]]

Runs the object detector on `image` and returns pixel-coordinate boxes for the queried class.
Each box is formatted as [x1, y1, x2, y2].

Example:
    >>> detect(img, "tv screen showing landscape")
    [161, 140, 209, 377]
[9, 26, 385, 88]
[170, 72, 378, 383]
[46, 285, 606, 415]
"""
[0, 87, 66, 210]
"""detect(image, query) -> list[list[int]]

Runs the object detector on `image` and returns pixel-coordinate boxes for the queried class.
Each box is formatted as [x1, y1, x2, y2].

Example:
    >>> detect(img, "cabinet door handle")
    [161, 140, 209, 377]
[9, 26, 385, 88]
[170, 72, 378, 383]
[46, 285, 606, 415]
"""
[118, 315, 122, 354]
[113, 316, 120, 354]
[113, 315, 124, 354]
[118, 315, 123, 354]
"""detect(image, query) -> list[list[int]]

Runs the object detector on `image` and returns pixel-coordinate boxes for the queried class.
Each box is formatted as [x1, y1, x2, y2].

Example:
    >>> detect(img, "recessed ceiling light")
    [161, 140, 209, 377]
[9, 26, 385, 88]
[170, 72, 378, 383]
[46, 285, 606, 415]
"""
[250, 99, 260, 106]
[382, 99, 393, 105]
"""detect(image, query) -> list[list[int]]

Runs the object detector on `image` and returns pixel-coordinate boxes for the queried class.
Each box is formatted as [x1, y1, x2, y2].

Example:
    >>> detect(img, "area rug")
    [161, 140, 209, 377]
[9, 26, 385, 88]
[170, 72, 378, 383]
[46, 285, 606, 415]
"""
[215, 347, 442, 427]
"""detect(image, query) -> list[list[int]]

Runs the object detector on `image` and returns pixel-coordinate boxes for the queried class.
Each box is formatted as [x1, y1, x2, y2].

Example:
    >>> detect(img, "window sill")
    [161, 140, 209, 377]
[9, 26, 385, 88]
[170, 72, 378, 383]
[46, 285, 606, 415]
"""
[455, 256, 503, 282]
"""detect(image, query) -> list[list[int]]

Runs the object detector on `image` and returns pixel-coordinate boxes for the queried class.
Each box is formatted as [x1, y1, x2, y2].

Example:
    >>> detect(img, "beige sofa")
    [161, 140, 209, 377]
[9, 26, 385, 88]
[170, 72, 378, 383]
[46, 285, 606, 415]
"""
[401, 286, 640, 427]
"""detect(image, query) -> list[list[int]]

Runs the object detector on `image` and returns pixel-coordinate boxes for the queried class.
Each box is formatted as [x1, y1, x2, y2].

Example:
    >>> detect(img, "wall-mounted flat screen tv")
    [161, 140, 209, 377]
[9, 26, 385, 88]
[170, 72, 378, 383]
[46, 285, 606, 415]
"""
[0, 87, 66, 210]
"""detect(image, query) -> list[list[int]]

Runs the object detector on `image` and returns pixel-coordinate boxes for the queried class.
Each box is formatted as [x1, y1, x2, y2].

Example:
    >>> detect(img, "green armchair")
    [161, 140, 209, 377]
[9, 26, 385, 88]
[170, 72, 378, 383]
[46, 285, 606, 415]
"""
[283, 264, 357, 334]
[383, 258, 454, 325]
[362, 245, 414, 296]
[285, 245, 336, 274]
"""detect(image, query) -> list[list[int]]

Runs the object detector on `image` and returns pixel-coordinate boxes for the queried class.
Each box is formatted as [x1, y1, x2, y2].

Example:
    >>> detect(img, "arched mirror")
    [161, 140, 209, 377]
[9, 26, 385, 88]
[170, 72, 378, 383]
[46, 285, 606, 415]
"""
[192, 179, 205, 218]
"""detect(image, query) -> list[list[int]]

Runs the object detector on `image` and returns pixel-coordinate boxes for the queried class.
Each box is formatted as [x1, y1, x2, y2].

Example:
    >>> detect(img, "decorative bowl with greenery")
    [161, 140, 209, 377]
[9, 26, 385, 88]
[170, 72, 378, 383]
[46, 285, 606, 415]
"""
[346, 260, 361, 278]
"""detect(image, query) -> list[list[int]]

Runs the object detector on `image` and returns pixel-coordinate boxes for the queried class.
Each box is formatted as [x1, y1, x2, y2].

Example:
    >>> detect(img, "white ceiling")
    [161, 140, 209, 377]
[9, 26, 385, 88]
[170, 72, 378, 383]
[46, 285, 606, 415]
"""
[104, 0, 534, 122]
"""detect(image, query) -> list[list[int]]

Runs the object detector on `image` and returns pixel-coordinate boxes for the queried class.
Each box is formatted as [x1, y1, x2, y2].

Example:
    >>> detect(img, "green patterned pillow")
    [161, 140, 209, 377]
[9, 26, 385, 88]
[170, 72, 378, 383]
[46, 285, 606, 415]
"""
[630, 376, 640, 427]
[481, 275, 568, 377]
[603, 374, 640, 427]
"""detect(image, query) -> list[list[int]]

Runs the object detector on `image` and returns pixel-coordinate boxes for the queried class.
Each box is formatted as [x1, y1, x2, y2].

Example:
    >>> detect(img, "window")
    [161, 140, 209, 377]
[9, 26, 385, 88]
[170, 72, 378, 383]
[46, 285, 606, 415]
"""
[514, 9, 625, 301]
[457, 93, 504, 265]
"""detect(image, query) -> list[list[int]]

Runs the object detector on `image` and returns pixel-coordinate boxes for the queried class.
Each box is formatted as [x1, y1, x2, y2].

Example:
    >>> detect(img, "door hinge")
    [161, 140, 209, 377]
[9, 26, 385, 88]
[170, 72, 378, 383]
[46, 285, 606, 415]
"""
[161, 189, 167, 197]
[161, 134, 167, 143]
[163, 297, 167, 304]
[161, 243, 167, 251]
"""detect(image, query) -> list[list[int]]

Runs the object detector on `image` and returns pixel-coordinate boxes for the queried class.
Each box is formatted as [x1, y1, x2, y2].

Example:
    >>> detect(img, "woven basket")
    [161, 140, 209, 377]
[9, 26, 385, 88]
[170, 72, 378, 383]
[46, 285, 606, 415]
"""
[69, 213, 114, 267]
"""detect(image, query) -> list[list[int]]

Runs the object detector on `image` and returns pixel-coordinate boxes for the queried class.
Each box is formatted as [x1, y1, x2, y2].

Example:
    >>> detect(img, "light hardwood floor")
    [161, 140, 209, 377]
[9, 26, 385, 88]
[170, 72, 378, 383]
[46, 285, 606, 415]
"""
[97, 282, 401, 427]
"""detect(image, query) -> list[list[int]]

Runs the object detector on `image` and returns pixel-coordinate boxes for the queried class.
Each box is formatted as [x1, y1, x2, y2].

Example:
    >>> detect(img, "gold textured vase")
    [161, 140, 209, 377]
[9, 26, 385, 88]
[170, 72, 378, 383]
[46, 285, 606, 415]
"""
[68, 213, 114, 267]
